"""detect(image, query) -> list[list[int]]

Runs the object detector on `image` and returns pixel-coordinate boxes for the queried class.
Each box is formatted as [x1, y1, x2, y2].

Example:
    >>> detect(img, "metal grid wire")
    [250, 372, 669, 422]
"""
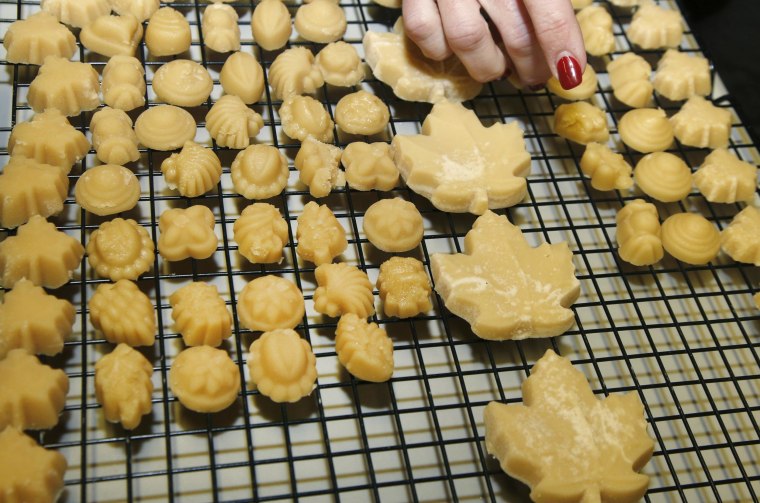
[1, 0, 759, 501]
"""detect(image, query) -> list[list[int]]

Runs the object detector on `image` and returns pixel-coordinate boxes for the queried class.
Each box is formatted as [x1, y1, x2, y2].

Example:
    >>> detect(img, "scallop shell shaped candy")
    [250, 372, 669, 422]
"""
[661, 213, 720, 265]
[233, 203, 289, 264]
[41, 0, 111, 28]
[721, 206, 760, 266]
[135, 105, 196, 151]
[238, 276, 305, 332]
[220, 52, 265, 104]
[145, 7, 191, 57]
[615, 199, 663, 266]
[633, 152, 692, 202]
[335, 313, 394, 383]
[248, 329, 317, 403]
[87, 218, 155, 281]
[294, 0, 347, 44]
[314, 263, 375, 318]
[205, 95, 264, 149]
[152, 59, 213, 108]
[89, 279, 156, 347]
[231, 144, 289, 200]
[269, 47, 324, 100]
[618, 108, 674, 153]
[75, 165, 141, 216]
[161, 141, 222, 197]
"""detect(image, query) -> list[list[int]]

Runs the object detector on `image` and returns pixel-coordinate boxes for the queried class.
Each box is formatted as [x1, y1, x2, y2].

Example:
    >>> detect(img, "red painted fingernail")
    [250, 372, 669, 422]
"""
[557, 55, 583, 90]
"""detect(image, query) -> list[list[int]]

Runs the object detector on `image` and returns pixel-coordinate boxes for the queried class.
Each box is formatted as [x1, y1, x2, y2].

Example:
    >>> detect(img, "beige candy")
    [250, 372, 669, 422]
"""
[146, 7, 191, 57]
[607, 52, 653, 109]
[363, 198, 423, 253]
[0, 427, 67, 503]
[627, 1, 683, 50]
[0, 215, 84, 289]
[294, 0, 347, 43]
[294, 137, 342, 198]
[0, 156, 69, 229]
[392, 101, 531, 215]
[231, 144, 289, 200]
[269, 47, 324, 100]
[233, 203, 289, 264]
[41, 0, 111, 28]
[671, 96, 731, 149]
[376, 257, 432, 319]
[721, 206, 760, 266]
[251, 0, 292, 52]
[158, 206, 218, 261]
[220, 52, 265, 104]
[248, 329, 317, 403]
[653, 49, 711, 101]
[335, 90, 389, 136]
[89, 279, 156, 347]
[7, 109, 89, 172]
[756, 293, 760, 310]
[170, 282, 232, 347]
[616, 199, 663, 266]
[161, 141, 222, 197]
[110, 0, 159, 23]
[3, 11, 76, 65]
[547, 65, 597, 101]
[81, 13, 143, 57]
[618, 108, 673, 153]
[170, 346, 240, 413]
[553, 101, 609, 145]
[335, 314, 393, 383]
[579, 142, 633, 191]
[0, 279, 74, 359]
[314, 263, 375, 318]
[484, 349, 654, 503]
[152, 59, 213, 108]
[316, 41, 364, 87]
[576, 5, 615, 56]
[205, 95, 264, 149]
[95, 343, 154, 429]
[280, 95, 334, 142]
[610, 0, 639, 6]
[135, 105, 197, 151]
[372, 0, 401, 7]
[693, 148, 757, 204]
[571, 0, 593, 8]
[28, 56, 100, 116]
[238, 276, 305, 332]
[431, 211, 580, 340]
[362, 26, 482, 103]
[87, 218, 155, 281]
[0, 349, 68, 430]
[342, 142, 399, 191]
[202, 3, 240, 53]
[661, 213, 720, 265]
[75, 164, 141, 216]
[297, 202, 347, 265]
[634, 152, 691, 202]
[102, 55, 146, 112]
[91, 107, 140, 165]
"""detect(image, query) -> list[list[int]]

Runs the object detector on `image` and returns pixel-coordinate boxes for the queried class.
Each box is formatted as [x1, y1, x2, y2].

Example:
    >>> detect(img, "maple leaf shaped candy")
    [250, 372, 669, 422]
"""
[431, 211, 580, 340]
[484, 349, 654, 503]
[392, 101, 531, 215]
[158, 206, 219, 261]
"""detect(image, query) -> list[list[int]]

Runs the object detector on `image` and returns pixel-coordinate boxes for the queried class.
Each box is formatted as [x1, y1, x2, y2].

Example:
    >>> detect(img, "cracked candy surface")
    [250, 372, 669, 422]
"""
[576, 5, 615, 56]
[579, 142, 633, 191]
[616, 199, 663, 267]
[334, 90, 389, 136]
[314, 263, 375, 318]
[618, 108, 673, 153]
[553, 101, 609, 146]
[135, 105, 196, 151]
[269, 47, 324, 100]
[634, 152, 692, 203]
[280, 94, 334, 143]
[75, 164, 141, 216]
[220, 51, 265, 104]
[8, 109, 90, 172]
[87, 218, 155, 281]
[295, 136, 342, 198]
[41, 0, 111, 28]
[392, 101, 530, 215]
[28, 56, 100, 116]
[4, 11, 76, 65]
[0, 349, 68, 430]
[316, 41, 364, 87]
[377, 257, 431, 319]
[170, 346, 240, 413]
[627, 1, 683, 50]
[206, 95, 264, 149]
[251, 0, 292, 51]
[721, 206, 760, 266]
[653, 49, 710, 102]
[0, 279, 74, 359]
[89, 279, 156, 347]
[0, 156, 69, 229]
[0, 427, 67, 503]
[238, 275, 305, 332]
[248, 329, 317, 403]
[661, 213, 720, 265]
[0, 215, 84, 289]
[152, 59, 213, 108]
[295, 0, 346, 43]
[102, 55, 146, 111]
[296, 202, 347, 266]
[693, 149, 756, 204]
[431, 211, 580, 340]
[671, 96, 731, 149]
[231, 144, 289, 200]
[91, 107, 140, 165]
[95, 343, 153, 429]
[335, 313, 393, 383]
[363, 198, 423, 253]
[80, 13, 143, 57]
[342, 142, 399, 191]
[202, 3, 240, 53]
[484, 349, 654, 503]
[146, 6, 191, 57]
[158, 206, 218, 261]
[233, 203, 289, 264]
[607, 52, 653, 109]
[162, 141, 222, 198]
[170, 282, 232, 347]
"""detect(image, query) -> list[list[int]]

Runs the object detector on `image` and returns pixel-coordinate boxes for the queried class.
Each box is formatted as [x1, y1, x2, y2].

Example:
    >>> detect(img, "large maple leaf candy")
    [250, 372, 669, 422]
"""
[431, 211, 580, 340]
[484, 349, 654, 503]
[392, 101, 531, 215]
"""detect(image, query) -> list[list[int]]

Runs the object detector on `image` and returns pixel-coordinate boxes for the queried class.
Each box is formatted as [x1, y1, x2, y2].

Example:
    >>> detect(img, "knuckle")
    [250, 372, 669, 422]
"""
[404, 15, 439, 44]
[533, 14, 571, 41]
[446, 22, 489, 52]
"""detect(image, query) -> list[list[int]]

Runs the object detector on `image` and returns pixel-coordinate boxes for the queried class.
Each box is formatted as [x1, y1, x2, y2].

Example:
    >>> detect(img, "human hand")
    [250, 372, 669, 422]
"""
[402, 0, 586, 89]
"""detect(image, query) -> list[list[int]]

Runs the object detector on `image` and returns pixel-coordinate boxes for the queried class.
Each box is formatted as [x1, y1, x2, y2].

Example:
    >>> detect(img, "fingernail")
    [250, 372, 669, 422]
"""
[557, 54, 583, 90]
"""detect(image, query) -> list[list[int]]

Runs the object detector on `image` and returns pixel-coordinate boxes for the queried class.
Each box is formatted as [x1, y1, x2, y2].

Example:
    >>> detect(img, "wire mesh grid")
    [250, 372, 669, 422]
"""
[1, 0, 759, 501]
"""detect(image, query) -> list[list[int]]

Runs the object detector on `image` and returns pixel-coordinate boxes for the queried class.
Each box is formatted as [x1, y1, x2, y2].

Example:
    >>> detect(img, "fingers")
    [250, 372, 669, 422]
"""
[402, 0, 452, 61]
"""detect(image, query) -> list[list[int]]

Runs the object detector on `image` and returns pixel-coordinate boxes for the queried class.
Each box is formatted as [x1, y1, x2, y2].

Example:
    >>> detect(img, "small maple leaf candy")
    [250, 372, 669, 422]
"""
[169, 346, 240, 413]
[8, 109, 90, 172]
[0, 427, 67, 503]
[169, 282, 232, 347]
[431, 211, 580, 340]
[0, 156, 69, 229]
[237, 275, 305, 332]
[3, 11, 76, 65]
[485, 349, 654, 503]
[721, 206, 760, 266]
[95, 343, 153, 429]
[392, 101, 531, 215]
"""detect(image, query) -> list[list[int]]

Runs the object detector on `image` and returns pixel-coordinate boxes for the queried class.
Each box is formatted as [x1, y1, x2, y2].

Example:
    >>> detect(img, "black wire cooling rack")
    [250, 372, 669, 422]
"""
[1, 0, 759, 501]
